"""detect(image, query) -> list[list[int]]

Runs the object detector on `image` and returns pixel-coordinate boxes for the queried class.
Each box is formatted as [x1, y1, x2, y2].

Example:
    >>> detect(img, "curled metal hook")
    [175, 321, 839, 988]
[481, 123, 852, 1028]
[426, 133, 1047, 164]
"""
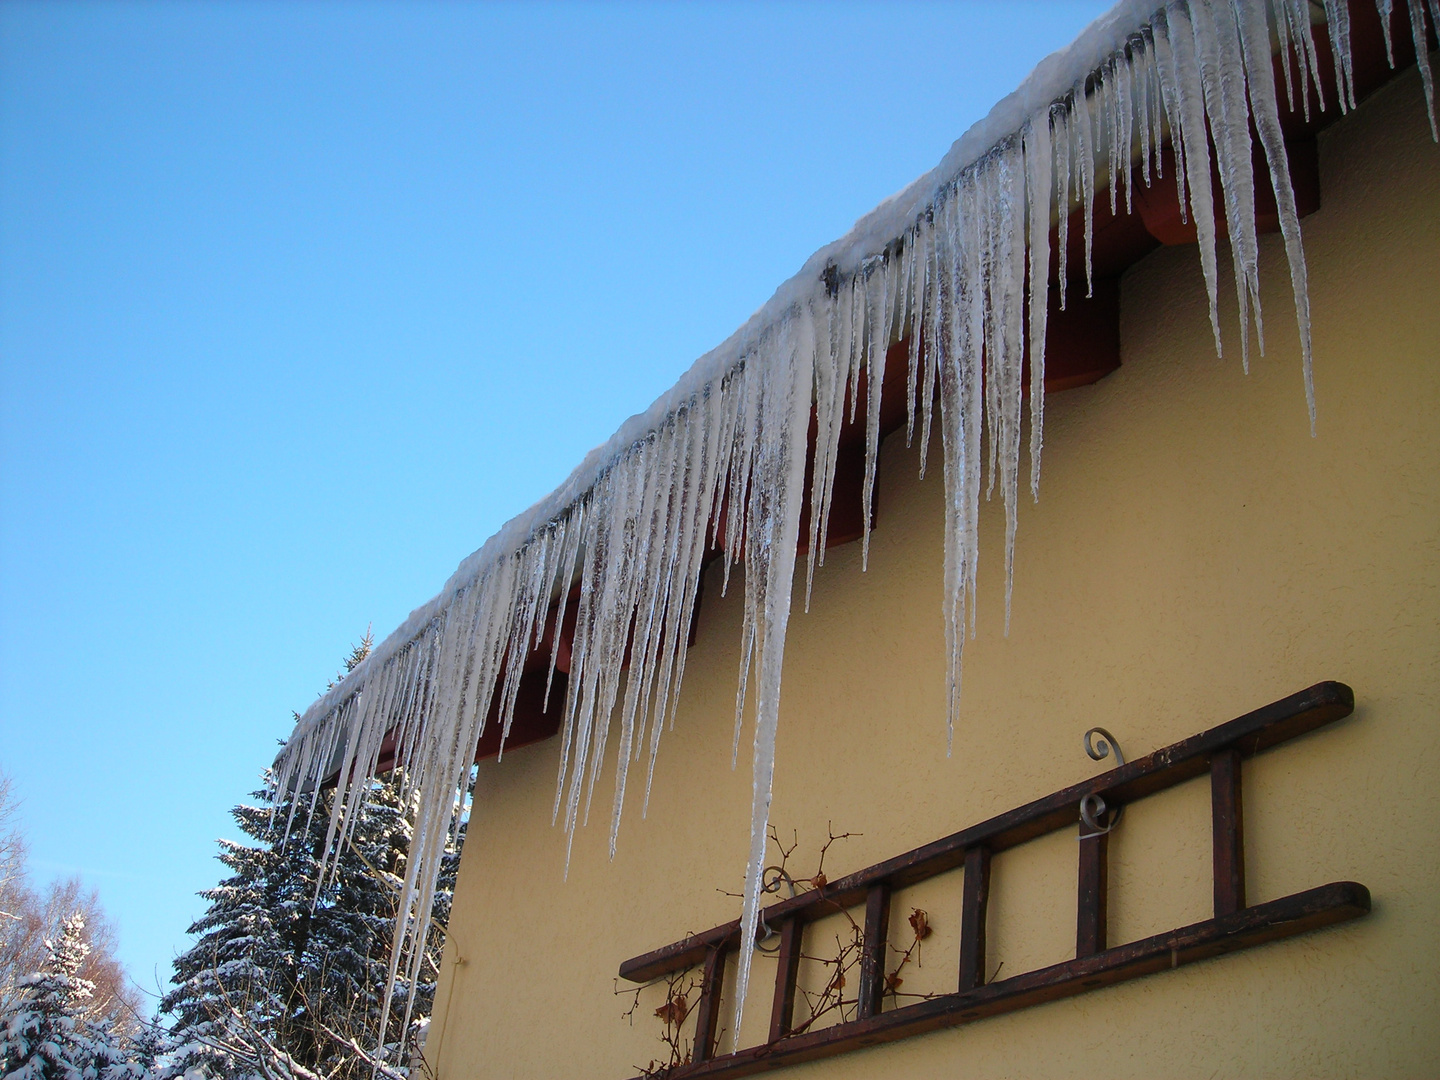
[761, 864, 799, 899]
[754, 864, 798, 952]
[1079, 793, 1119, 840]
[755, 912, 781, 953]
[1079, 727, 1125, 840]
[1083, 727, 1125, 768]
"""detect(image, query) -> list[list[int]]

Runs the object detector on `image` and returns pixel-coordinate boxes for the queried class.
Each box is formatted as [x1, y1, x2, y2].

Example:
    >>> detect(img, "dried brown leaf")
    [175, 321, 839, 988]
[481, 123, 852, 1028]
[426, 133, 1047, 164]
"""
[908, 908, 932, 940]
[654, 994, 689, 1027]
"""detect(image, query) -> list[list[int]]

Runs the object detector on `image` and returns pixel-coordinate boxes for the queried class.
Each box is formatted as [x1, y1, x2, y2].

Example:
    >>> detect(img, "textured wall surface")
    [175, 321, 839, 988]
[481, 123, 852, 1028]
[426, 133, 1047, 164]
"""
[426, 65, 1439, 1079]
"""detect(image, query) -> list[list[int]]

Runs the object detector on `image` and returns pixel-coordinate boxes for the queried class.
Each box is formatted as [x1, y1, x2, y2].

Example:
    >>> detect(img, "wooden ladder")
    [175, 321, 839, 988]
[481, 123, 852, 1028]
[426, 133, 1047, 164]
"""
[617, 681, 1369, 1079]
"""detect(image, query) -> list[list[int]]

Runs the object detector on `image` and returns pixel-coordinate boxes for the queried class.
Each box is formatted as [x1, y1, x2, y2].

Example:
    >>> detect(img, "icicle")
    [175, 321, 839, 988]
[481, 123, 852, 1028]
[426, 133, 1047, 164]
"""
[1406, 0, 1439, 139]
[555, 481, 608, 844]
[589, 443, 664, 826]
[937, 168, 985, 751]
[1238, 0, 1318, 428]
[807, 280, 847, 602]
[1137, 36, 1154, 189]
[1054, 103, 1073, 310]
[1321, 0, 1357, 112]
[1073, 76, 1097, 298]
[575, 455, 649, 830]
[1377, 0, 1397, 67]
[1194, 0, 1265, 369]
[1102, 65, 1120, 217]
[640, 414, 698, 751]
[1025, 116, 1053, 502]
[1145, 24, 1168, 182]
[904, 228, 924, 452]
[729, 308, 814, 1052]
[1165, 2, 1224, 354]
[918, 208, 942, 477]
[1274, 0, 1300, 113]
[543, 507, 583, 715]
[609, 427, 678, 853]
[720, 359, 758, 598]
[645, 386, 726, 814]
[993, 144, 1027, 632]
[1117, 48, 1135, 214]
[1153, 10, 1189, 219]
[981, 164, 1003, 504]
[496, 537, 552, 754]
[861, 255, 890, 572]
[639, 413, 699, 775]
[731, 464, 759, 764]
[843, 277, 862, 425]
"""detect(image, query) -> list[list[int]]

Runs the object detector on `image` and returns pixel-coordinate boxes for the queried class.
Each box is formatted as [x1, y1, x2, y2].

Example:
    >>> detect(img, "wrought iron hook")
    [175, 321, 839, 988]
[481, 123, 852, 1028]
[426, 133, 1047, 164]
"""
[756, 912, 781, 953]
[761, 864, 799, 899]
[755, 864, 798, 952]
[1083, 726, 1125, 768]
[1079, 727, 1125, 840]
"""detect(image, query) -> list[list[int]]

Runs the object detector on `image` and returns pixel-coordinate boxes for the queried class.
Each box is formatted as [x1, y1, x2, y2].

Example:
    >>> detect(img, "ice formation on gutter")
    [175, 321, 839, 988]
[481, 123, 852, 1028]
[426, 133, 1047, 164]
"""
[271, 0, 1437, 1051]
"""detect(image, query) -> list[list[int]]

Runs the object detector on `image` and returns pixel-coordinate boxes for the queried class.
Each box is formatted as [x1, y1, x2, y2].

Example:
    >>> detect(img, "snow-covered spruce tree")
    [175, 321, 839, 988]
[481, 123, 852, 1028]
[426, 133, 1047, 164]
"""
[122, 1020, 167, 1079]
[161, 775, 326, 1080]
[289, 781, 405, 1068]
[84, 1019, 146, 1080]
[285, 631, 464, 1073]
[163, 803, 275, 1079]
[164, 637, 463, 1080]
[0, 913, 140, 1080]
[0, 777, 136, 1024]
[296, 775, 467, 1071]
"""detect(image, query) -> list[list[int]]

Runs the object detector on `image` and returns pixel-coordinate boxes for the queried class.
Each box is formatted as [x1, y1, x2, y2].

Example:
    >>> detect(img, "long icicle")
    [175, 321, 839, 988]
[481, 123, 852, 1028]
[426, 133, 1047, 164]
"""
[730, 308, 814, 1049]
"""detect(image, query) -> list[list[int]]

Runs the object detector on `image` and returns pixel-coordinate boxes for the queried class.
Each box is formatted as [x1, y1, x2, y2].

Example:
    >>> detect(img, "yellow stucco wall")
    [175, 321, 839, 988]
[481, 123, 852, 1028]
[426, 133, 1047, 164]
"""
[427, 66, 1439, 1079]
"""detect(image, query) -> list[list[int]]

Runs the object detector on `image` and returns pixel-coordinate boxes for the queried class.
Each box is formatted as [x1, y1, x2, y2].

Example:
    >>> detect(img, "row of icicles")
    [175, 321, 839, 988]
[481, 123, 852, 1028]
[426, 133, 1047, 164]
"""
[272, 0, 1436, 1054]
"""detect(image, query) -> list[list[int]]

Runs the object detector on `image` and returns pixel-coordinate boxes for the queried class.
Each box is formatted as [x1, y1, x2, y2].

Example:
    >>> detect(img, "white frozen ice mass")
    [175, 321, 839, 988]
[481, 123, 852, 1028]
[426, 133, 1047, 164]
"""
[272, 0, 1437, 1052]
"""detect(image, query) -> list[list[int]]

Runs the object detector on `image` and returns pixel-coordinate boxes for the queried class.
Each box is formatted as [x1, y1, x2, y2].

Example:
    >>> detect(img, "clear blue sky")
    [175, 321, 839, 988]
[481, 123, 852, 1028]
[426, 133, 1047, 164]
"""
[0, 0, 1109, 1003]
